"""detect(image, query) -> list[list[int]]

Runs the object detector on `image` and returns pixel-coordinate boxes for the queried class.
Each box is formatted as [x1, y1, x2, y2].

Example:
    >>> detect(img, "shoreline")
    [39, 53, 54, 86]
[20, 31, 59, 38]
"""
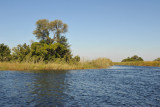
[0, 60, 112, 71]
[1, 61, 159, 71]
[113, 61, 160, 67]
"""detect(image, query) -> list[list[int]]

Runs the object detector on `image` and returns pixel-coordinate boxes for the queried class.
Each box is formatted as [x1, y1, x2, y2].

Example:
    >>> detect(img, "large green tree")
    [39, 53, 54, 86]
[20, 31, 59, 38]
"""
[32, 19, 72, 62]
[0, 43, 11, 61]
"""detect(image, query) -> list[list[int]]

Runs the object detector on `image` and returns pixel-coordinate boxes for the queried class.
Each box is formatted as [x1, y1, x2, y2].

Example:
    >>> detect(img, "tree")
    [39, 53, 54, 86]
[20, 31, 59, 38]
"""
[33, 19, 68, 44]
[0, 43, 11, 61]
[33, 19, 51, 43]
[49, 20, 68, 43]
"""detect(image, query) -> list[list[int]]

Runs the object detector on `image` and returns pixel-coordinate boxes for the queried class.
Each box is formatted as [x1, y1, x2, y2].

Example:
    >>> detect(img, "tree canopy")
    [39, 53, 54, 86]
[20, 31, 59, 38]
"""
[121, 55, 143, 62]
[33, 19, 50, 42]
[49, 20, 68, 43]
[33, 19, 68, 44]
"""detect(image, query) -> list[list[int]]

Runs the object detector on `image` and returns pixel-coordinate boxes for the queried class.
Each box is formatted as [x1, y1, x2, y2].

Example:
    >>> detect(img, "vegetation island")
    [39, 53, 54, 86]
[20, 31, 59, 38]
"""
[0, 19, 112, 71]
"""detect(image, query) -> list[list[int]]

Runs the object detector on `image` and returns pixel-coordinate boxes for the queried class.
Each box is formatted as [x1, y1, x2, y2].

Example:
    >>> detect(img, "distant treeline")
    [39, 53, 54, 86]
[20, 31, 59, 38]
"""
[121, 55, 160, 62]
[113, 55, 160, 67]
[0, 19, 80, 64]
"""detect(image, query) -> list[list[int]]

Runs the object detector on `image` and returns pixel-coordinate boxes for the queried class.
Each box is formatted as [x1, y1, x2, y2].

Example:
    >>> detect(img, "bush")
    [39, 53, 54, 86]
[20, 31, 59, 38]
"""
[0, 43, 11, 61]
[90, 58, 112, 68]
[122, 55, 143, 62]
[12, 43, 30, 62]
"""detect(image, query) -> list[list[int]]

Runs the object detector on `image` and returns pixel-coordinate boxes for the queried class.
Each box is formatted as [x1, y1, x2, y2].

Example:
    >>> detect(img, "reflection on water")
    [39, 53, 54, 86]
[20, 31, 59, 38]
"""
[31, 71, 68, 106]
[0, 66, 160, 106]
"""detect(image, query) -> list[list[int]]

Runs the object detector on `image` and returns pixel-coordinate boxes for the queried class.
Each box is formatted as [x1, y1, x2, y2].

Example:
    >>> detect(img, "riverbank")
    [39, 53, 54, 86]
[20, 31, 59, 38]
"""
[0, 58, 112, 71]
[113, 61, 160, 67]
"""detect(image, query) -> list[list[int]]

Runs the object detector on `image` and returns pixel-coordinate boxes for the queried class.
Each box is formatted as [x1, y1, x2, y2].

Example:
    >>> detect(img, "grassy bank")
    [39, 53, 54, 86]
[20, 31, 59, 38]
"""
[113, 61, 160, 67]
[0, 58, 112, 71]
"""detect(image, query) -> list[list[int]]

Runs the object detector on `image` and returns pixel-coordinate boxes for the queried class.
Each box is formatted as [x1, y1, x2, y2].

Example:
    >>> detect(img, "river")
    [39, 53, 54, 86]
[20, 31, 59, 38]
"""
[0, 65, 160, 107]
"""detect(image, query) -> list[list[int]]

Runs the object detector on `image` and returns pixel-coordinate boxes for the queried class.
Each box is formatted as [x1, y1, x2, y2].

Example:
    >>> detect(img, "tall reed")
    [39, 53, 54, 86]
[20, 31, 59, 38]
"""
[113, 61, 160, 67]
[0, 58, 112, 71]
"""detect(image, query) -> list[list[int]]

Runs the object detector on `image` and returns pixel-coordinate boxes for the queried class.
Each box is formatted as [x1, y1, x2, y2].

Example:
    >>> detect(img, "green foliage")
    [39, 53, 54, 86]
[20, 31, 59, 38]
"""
[33, 19, 50, 41]
[49, 20, 68, 43]
[11, 42, 72, 63]
[33, 19, 68, 44]
[0, 43, 11, 61]
[73, 56, 80, 62]
[122, 55, 144, 62]
[12, 43, 31, 62]
[29, 19, 71, 63]
[59, 36, 70, 48]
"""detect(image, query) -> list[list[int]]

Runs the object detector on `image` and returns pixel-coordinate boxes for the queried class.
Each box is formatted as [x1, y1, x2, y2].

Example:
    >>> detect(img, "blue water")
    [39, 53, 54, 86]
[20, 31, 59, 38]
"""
[0, 65, 160, 107]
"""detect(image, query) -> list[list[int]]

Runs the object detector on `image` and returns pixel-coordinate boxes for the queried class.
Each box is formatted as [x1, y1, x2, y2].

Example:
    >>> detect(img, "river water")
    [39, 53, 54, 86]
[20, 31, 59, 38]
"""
[0, 65, 160, 107]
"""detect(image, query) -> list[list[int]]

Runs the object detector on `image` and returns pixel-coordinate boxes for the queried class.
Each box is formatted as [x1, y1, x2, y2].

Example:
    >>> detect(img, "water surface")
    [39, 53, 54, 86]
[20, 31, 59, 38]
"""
[0, 65, 160, 106]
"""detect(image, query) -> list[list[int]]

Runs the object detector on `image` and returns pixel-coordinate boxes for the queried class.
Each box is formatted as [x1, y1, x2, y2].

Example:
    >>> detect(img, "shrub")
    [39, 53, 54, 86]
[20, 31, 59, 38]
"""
[0, 43, 11, 61]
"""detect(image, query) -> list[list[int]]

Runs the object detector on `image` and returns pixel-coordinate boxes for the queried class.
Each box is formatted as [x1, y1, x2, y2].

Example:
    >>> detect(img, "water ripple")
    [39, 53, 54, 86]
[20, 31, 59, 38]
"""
[0, 66, 160, 106]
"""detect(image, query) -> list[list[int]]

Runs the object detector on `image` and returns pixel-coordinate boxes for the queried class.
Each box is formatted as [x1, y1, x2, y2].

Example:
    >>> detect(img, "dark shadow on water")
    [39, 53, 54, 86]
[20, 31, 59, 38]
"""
[28, 70, 69, 106]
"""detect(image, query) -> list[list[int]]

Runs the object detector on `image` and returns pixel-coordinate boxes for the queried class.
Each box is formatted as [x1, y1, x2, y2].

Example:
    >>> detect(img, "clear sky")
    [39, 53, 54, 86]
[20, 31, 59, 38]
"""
[0, 0, 160, 62]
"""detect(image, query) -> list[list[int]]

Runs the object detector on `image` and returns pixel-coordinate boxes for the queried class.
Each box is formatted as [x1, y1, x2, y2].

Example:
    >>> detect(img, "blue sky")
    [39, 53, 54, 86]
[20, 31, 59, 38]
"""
[0, 0, 160, 62]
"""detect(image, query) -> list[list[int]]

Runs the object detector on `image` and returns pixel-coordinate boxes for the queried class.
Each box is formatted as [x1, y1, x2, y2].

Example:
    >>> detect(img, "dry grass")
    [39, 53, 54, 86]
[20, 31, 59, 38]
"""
[0, 58, 112, 71]
[113, 61, 160, 67]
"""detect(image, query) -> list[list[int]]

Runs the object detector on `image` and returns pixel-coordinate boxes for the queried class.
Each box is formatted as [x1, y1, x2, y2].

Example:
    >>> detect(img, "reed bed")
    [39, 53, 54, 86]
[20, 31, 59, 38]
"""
[113, 61, 160, 67]
[0, 58, 112, 71]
